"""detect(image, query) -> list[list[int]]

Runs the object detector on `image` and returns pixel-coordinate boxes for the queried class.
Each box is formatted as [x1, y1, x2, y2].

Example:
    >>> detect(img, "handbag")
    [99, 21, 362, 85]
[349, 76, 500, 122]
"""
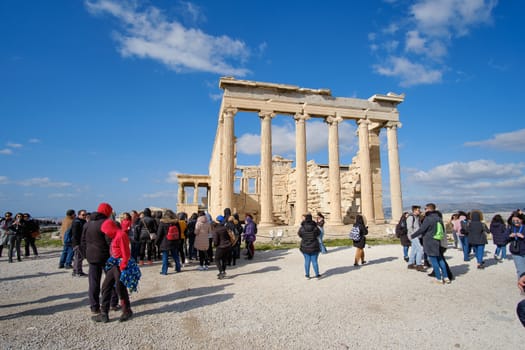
[509, 226, 523, 255]
[140, 219, 156, 241]
[31, 230, 41, 239]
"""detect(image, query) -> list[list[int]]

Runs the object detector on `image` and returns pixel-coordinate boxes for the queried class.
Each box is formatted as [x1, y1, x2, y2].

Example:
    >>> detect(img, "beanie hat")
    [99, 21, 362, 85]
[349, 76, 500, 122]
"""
[101, 219, 118, 239]
[97, 202, 113, 217]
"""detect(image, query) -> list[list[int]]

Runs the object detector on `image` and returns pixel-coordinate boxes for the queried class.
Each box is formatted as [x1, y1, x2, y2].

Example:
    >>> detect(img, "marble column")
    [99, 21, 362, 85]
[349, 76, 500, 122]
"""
[326, 115, 343, 225]
[178, 184, 185, 204]
[221, 108, 237, 211]
[294, 113, 309, 225]
[193, 182, 199, 205]
[386, 122, 403, 222]
[259, 111, 275, 226]
[357, 119, 374, 222]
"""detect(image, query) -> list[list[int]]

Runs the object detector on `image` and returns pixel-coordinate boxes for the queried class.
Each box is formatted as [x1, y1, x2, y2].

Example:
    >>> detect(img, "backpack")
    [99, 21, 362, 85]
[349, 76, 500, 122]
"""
[433, 221, 445, 241]
[253, 222, 258, 235]
[166, 224, 179, 241]
[395, 217, 408, 238]
[349, 225, 361, 241]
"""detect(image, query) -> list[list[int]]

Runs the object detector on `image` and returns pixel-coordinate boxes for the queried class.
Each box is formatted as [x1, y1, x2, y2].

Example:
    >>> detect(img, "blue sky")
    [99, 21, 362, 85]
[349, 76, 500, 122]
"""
[1, 0, 523, 218]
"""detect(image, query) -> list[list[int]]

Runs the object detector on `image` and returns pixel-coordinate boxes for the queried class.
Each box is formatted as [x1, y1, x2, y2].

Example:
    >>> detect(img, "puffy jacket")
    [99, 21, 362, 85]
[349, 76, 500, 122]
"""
[298, 219, 320, 254]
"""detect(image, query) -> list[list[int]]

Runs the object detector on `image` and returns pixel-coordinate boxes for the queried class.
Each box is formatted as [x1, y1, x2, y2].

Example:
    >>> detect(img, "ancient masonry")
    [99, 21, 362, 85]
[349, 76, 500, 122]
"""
[177, 77, 404, 228]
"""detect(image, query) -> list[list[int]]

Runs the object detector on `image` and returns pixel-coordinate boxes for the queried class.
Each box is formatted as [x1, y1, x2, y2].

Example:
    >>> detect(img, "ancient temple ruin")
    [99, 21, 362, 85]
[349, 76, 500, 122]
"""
[176, 77, 404, 226]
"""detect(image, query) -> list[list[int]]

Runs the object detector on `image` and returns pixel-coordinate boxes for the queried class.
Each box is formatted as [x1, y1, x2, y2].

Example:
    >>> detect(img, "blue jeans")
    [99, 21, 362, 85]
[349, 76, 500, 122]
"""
[318, 228, 327, 254]
[408, 238, 423, 265]
[59, 244, 73, 267]
[403, 245, 409, 258]
[495, 245, 507, 259]
[459, 236, 470, 261]
[513, 254, 525, 278]
[428, 255, 448, 280]
[473, 244, 485, 264]
[161, 248, 181, 274]
[302, 252, 320, 277]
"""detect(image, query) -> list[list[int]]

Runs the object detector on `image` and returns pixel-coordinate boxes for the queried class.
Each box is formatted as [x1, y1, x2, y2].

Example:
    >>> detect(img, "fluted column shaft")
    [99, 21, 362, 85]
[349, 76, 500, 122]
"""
[294, 113, 309, 225]
[193, 182, 199, 205]
[178, 184, 185, 203]
[259, 111, 275, 226]
[221, 108, 236, 211]
[358, 119, 374, 222]
[387, 122, 403, 222]
[327, 115, 343, 225]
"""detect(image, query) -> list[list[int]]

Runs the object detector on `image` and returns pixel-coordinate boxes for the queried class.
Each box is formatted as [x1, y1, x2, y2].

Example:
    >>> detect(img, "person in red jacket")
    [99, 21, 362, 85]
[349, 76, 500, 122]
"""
[92, 219, 133, 323]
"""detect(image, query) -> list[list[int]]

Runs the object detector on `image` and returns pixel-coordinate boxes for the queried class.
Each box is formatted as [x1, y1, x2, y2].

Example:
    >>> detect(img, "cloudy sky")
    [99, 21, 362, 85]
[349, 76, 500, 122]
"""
[0, 0, 523, 217]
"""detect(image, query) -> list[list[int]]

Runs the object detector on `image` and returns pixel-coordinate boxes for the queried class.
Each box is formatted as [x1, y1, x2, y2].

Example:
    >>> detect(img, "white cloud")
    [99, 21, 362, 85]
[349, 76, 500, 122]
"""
[464, 128, 525, 152]
[165, 171, 180, 184]
[18, 177, 72, 188]
[374, 56, 442, 87]
[7, 142, 22, 148]
[371, 0, 497, 85]
[0, 176, 9, 184]
[28, 138, 41, 143]
[404, 158, 525, 203]
[120, 177, 129, 183]
[0, 149, 13, 155]
[85, 0, 250, 76]
[48, 193, 77, 198]
[143, 190, 177, 199]
[236, 119, 358, 157]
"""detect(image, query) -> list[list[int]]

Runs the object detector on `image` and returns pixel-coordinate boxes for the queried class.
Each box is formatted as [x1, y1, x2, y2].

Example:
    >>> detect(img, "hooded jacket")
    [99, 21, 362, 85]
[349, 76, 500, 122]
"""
[298, 215, 320, 254]
[213, 225, 232, 250]
[81, 211, 111, 264]
[467, 211, 489, 245]
[101, 219, 131, 270]
[194, 215, 211, 251]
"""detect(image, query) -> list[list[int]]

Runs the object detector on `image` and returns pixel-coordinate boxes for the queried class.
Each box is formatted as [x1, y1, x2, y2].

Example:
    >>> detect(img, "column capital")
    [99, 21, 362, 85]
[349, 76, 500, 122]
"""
[356, 118, 371, 126]
[385, 121, 402, 129]
[325, 115, 343, 125]
[221, 108, 238, 121]
[258, 110, 276, 120]
[294, 113, 310, 122]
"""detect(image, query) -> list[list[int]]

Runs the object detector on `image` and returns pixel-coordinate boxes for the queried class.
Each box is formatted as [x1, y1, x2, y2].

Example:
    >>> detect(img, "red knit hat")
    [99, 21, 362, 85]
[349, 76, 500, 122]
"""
[97, 202, 113, 217]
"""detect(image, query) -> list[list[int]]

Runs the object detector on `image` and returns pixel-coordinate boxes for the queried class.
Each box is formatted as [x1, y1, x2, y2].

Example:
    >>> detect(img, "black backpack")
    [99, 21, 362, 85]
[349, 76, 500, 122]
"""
[395, 217, 408, 238]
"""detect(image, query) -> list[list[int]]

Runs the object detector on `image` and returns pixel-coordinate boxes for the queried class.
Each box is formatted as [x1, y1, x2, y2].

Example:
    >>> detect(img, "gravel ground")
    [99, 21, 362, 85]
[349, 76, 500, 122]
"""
[0, 242, 522, 349]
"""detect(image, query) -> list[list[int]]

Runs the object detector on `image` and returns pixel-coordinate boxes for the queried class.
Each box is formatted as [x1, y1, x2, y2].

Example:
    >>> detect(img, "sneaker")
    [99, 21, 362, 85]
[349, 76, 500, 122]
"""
[403, 256, 409, 262]
[315, 274, 322, 279]
[432, 279, 443, 285]
[92, 313, 109, 323]
[443, 278, 451, 284]
[305, 275, 311, 280]
[407, 264, 416, 270]
[361, 261, 367, 265]
[198, 266, 205, 271]
[354, 263, 359, 267]
[204, 265, 209, 270]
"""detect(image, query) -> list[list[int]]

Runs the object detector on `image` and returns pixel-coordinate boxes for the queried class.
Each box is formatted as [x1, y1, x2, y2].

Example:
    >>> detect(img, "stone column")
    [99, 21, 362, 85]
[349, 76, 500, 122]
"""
[386, 121, 403, 222]
[221, 108, 237, 211]
[357, 119, 374, 222]
[326, 115, 343, 225]
[178, 184, 185, 203]
[294, 113, 310, 225]
[193, 182, 199, 205]
[259, 111, 275, 226]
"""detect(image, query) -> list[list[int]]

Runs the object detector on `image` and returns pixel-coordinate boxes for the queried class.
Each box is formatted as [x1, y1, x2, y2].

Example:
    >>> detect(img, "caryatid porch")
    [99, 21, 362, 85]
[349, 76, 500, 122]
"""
[206, 77, 404, 226]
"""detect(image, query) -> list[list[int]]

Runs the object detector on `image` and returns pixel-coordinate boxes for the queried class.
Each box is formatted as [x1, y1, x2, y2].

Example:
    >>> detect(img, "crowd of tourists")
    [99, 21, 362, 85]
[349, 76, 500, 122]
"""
[0, 212, 40, 262]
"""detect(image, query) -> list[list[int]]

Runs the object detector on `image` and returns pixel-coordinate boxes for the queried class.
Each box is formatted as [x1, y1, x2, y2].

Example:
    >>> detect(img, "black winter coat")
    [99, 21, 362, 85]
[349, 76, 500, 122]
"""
[81, 212, 110, 265]
[298, 220, 320, 254]
[70, 218, 86, 247]
[490, 222, 508, 246]
[157, 218, 180, 252]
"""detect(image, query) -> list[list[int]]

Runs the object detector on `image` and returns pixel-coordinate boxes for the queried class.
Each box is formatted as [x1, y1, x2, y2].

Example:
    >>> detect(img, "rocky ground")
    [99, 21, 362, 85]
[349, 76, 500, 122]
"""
[0, 242, 522, 349]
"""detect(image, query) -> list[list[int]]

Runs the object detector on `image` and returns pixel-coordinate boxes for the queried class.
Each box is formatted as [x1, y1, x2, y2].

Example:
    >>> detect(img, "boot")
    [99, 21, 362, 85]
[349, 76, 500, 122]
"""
[92, 313, 109, 323]
[119, 308, 133, 322]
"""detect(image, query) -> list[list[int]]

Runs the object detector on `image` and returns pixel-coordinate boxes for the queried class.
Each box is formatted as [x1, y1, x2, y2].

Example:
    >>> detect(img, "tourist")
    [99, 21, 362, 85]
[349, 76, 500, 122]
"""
[186, 213, 198, 261]
[448, 213, 459, 249]
[490, 214, 508, 261]
[93, 218, 133, 323]
[136, 208, 157, 265]
[456, 211, 470, 261]
[23, 213, 39, 258]
[58, 209, 75, 269]
[0, 212, 14, 258]
[226, 214, 242, 266]
[81, 202, 118, 315]
[177, 212, 188, 264]
[465, 210, 489, 269]
[157, 209, 182, 275]
[129, 210, 141, 261]
[406, 205, 425, 272]
[352, 214, 368, 266]
[411, 203, 450, 284]
[194, 211, 211, 270]
[298, 213, 321, 279]
[242, 214, 257, 260]
[316, 212, 328, 254]
[213, 222, 232, 279]
[508, 214, 525, 279]
[71, 209, 88, 277]
[395, 211, 410, 262]
[7, 213, 26, 263]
